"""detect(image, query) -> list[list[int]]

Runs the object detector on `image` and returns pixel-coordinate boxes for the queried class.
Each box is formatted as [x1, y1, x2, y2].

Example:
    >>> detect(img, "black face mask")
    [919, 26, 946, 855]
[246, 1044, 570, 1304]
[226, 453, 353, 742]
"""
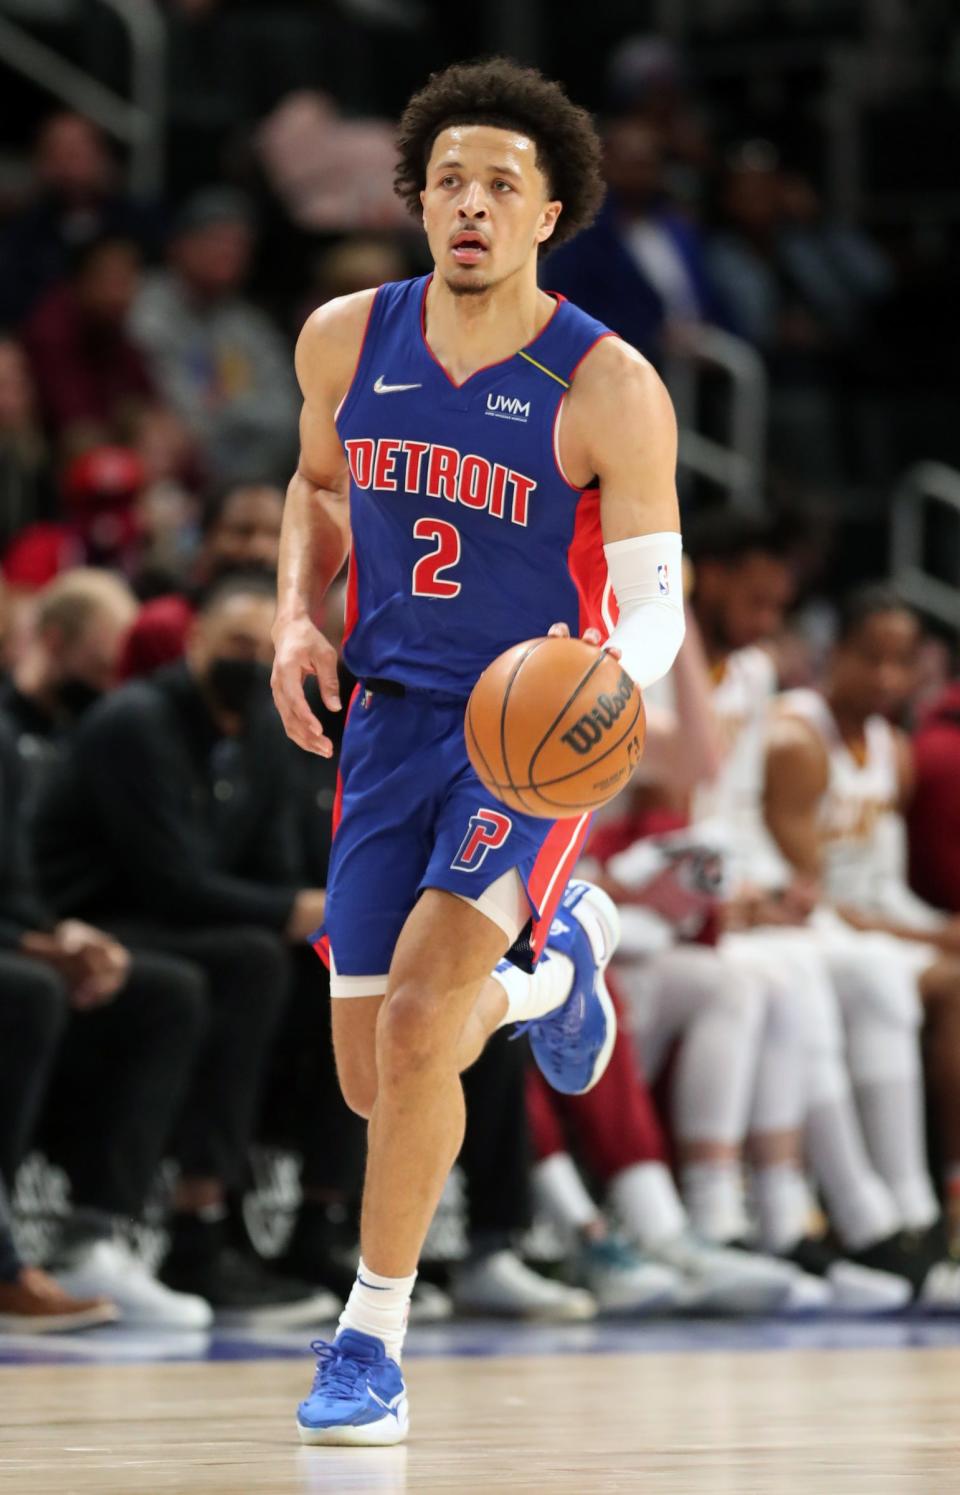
[55, 679, 104, 717]
[206, 657, 270, 716]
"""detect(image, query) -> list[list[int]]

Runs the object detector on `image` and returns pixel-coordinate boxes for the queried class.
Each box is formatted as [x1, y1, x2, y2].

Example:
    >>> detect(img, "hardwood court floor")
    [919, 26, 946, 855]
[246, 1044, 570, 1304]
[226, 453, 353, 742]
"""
[2, 1345, 960, 1494]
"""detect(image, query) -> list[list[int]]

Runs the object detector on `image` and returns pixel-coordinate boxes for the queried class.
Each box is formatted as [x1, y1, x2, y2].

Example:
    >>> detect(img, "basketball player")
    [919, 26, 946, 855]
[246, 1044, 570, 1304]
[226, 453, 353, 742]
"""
[271, 60, 685, 1445]
[681, 520, 960, 1302]
[765, 586, 960, 1252]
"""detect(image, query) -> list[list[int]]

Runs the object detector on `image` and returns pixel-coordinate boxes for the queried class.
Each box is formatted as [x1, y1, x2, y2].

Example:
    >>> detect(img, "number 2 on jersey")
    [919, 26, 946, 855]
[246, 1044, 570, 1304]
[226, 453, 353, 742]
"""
[411, 517, 461, 598]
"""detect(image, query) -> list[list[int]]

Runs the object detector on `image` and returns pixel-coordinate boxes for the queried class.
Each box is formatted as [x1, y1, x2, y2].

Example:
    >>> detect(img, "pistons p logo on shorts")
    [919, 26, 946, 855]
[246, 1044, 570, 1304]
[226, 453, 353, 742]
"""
[451, 809, 513, 872]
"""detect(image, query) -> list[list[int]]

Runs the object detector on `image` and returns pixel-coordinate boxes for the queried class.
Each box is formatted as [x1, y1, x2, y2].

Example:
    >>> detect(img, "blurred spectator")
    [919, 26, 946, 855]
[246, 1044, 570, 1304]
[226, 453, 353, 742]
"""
[310, 237, 410, 303]
[909, 677, 960, 913]
[34, 572, 336, 1321]
[605, 35, 714, 211]
[0, 1173, 117, 1334]
[3, 447, 147, 592]
[196, 481, 283, 587]
[117, 480, 285, 679]
[778, 172, 894, 346]
[130, 407, 204, 595]
[254, 91, 411, 235]
[0, 711, 209, 1328]
[545, 120, 723, 362]
[131, 189, 298, 486]
[706, 142, 799, 356]
[21, 235, 155, 451]
[0, 113, 160, 327]
[0, 338, 58, 559]
[297, 234, 412, 331]
[706, 143, 893, 483]
[0, 570, 137, 807]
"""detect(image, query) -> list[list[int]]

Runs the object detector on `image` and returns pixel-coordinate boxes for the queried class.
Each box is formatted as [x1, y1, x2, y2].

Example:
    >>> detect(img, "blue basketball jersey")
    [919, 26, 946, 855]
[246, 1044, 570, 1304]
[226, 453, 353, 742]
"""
[335, 274, 617, 697]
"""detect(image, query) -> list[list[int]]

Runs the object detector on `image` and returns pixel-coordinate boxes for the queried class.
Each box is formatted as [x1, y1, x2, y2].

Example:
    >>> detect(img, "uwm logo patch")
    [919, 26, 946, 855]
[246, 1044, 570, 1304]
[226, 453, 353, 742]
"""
[451, 809, 513, 872]
[486, 392, 530, 423]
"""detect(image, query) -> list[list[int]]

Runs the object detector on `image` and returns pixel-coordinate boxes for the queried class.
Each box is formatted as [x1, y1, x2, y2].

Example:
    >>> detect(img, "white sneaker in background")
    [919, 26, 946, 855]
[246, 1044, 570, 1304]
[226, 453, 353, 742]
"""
[580, 1237, 681, 1314]
[451, 1249, 597, 1321]
[406, 1279, 453, 1324]
[54, 1239, 213, 1329]
[649, 1232, 798, 1314]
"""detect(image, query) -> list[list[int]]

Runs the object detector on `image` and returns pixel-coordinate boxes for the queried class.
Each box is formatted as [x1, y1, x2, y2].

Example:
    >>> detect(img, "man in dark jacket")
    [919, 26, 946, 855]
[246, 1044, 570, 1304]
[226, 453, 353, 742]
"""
[0, 712, 208, 1327]
[34, 571, 336, 1319]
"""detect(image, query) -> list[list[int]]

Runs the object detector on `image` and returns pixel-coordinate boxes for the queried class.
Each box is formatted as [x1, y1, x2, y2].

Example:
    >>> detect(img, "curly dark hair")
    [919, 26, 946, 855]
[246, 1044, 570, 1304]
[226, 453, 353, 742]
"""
[394, 57, 604, 254]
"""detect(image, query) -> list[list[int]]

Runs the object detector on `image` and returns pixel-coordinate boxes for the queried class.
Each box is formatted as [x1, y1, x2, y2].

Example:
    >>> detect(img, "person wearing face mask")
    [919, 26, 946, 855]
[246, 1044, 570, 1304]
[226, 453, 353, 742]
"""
[32, 571, 339, 1323]
[0, 568, 137, 771]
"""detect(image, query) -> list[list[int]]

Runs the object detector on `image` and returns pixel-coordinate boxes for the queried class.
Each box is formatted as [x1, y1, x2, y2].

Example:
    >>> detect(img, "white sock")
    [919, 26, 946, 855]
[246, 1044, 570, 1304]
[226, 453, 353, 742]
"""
[855, 1082, 939, 1232]
[533, 1152, 601, 1234]
[681, 1162, 749, 1244]
[493, 951, 574, 1027]
[751, 1164, 814, 1253]
[337, 1257, 417, 1362]
[608, 1161, 687, 1249]
[806, 1098, 900, 1250]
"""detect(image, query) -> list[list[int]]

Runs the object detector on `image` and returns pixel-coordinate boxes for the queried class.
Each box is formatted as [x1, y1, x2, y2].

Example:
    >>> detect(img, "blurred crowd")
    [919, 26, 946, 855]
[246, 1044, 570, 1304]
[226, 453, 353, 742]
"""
[2, 30, 960, 1338]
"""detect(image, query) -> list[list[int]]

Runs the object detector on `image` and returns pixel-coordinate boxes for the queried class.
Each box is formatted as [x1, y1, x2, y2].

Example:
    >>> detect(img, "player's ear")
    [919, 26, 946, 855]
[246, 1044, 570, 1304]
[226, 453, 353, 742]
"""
[536, 200, 562, 246]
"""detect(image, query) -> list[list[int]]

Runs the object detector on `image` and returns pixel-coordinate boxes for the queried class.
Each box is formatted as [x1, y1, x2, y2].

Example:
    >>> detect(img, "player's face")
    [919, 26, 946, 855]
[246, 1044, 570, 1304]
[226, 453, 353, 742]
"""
[832, 609, 920, 720]
[698, 552, 794, 653]
[420, 126, 562, 295]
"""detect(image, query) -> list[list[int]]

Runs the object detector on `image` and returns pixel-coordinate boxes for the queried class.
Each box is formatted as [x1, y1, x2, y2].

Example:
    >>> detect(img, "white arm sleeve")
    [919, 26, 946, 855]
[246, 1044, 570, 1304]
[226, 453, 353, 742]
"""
[604, 532, 685, 691]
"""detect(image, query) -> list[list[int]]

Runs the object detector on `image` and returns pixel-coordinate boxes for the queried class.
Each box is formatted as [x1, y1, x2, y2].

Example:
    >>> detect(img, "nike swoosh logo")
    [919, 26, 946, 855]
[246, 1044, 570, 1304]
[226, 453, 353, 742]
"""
[357, 1276, 389, 1291]
[368, 1388, 404, 1418]
[374, 376, 422, 394]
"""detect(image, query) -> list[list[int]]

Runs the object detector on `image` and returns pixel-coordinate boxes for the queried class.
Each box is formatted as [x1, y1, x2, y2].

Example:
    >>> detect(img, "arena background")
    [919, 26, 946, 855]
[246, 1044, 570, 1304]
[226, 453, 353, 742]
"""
[2, 2, 960, 1488]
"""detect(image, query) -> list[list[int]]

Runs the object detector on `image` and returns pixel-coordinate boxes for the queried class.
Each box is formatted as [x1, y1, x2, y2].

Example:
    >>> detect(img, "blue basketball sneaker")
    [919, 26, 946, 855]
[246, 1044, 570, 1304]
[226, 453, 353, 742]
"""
[297, 1329, 409, 1446]
[517, 880, 620, 1095]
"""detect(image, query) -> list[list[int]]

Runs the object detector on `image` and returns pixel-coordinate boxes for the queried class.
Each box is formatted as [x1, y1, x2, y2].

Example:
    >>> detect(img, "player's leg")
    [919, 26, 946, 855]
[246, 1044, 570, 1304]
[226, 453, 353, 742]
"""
[633, 947, 766, 1246]
[824, 934, 939, 1233]
[744, 933, 902, 1251]
[738, 948, 910, 1310]
[299, 892, 508, 1447]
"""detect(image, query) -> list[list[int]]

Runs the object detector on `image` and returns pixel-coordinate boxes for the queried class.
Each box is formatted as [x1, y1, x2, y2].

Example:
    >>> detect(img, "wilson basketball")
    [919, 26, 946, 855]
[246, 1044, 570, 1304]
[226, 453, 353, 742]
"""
[465, 636, 646, 818]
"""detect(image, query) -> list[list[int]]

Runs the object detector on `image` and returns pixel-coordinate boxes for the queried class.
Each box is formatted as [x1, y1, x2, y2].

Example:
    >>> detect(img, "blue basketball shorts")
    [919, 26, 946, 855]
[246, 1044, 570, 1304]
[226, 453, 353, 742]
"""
[312, 685, 592, 996]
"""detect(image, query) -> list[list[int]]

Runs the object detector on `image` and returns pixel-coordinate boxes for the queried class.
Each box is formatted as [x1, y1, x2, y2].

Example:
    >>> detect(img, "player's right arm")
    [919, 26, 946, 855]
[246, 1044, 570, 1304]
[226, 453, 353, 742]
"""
[272, 290, 375, 757]
[762, 714, 829, 881]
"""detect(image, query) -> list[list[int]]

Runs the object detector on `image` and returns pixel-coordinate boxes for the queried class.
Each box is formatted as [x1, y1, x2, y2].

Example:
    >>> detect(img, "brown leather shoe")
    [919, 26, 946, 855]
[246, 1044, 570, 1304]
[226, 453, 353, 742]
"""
[0, 1266, 119, 1334]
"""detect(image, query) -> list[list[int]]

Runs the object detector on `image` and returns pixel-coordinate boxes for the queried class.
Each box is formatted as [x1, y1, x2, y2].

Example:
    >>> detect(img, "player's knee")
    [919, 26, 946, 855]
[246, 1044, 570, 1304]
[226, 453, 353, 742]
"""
[710, 958, 766, 1035]
[758, 974, 807, 1049]
[835, 954, 921, 1032]
[377, 984, 450, 1084]
[919, 959, 960, 1010]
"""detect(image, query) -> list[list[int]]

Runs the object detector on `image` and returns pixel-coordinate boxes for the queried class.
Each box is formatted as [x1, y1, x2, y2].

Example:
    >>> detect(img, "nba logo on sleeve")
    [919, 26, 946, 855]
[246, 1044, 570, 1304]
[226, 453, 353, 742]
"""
[452, 809, 513, 872]
[657, 563, 670, 595]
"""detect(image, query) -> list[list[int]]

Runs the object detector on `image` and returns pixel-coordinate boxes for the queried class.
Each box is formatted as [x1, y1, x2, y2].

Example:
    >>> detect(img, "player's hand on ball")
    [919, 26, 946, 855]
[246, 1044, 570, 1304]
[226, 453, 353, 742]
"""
[271, 614, 340, 757]
[547, 620, 622, 660]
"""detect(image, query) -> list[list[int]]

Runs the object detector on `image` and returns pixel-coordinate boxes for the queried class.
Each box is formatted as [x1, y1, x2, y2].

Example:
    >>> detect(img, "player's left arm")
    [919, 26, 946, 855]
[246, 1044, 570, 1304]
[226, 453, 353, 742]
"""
[860, 728, 953, 943]
[567, 338, 684, 690]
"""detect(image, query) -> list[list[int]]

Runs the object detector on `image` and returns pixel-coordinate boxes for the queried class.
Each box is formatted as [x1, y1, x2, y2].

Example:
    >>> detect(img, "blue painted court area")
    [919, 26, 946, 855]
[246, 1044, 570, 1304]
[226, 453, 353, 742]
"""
[3, 1314, 960, 1368]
